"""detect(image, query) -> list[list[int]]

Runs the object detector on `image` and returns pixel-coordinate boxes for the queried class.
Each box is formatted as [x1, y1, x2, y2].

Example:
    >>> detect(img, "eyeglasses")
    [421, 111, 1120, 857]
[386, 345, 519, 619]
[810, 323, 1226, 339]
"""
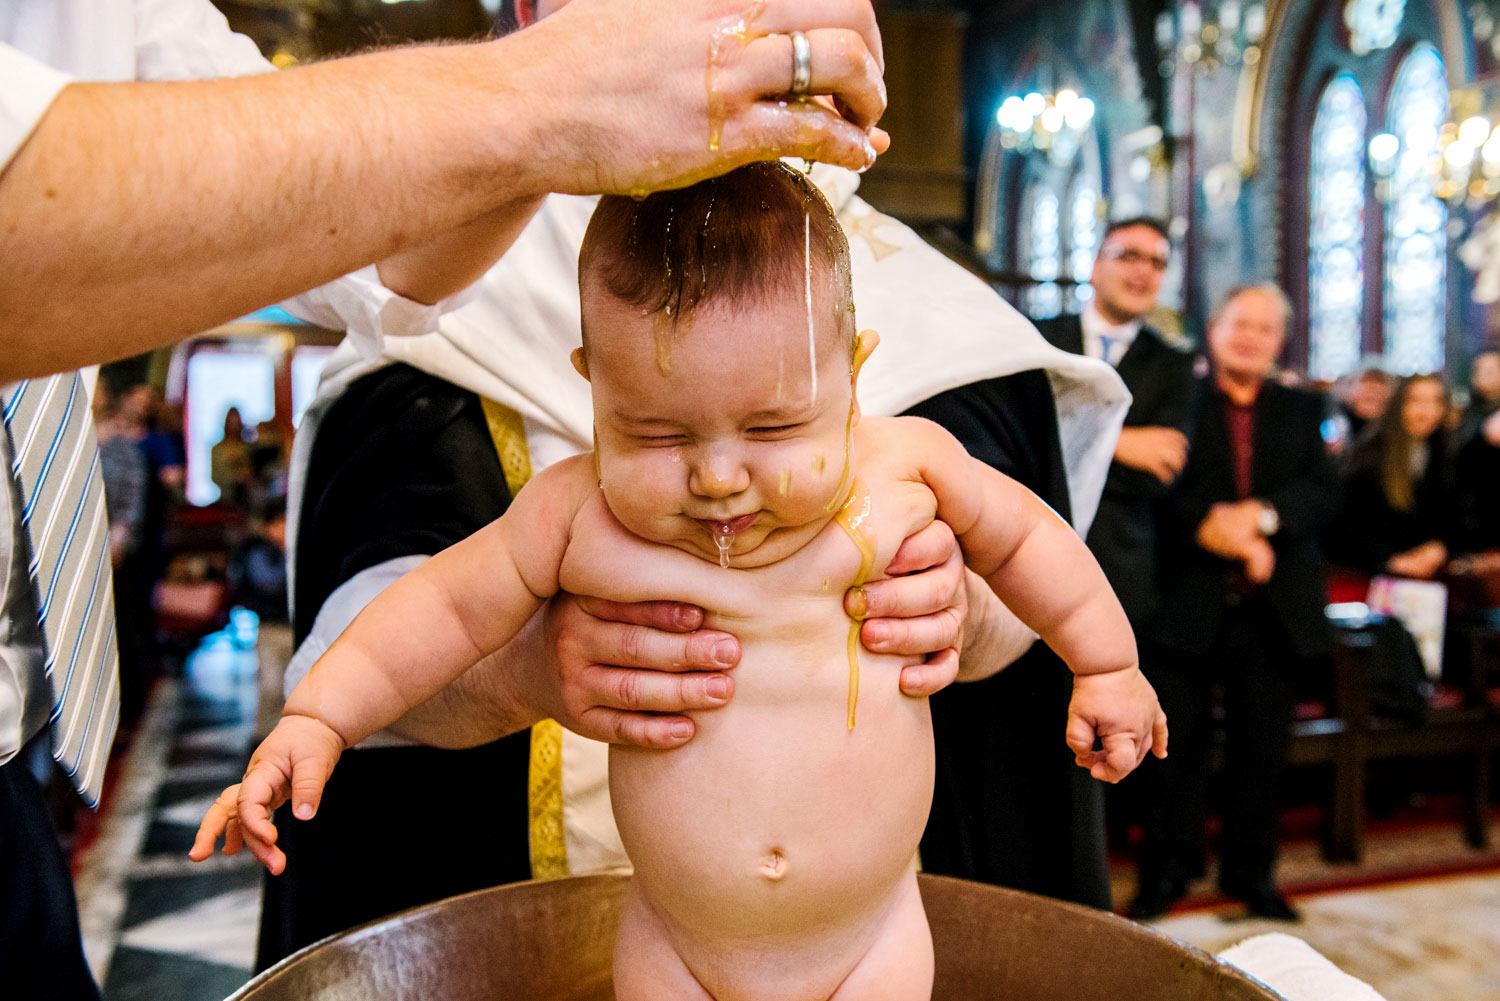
[1099, 246, 1170, 272]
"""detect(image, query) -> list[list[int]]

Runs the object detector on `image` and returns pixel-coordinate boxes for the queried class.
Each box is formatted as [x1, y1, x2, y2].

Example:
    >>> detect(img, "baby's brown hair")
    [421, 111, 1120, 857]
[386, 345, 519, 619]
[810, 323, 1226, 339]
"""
[578, 162, 855, 353]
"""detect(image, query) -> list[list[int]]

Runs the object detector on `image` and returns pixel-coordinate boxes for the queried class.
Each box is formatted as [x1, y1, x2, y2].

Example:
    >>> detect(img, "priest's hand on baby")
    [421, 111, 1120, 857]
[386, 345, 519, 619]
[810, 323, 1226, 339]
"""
[852, 519, 966, 697]
[1064, 667, 1169, 783]
[541, 593, 742, 749]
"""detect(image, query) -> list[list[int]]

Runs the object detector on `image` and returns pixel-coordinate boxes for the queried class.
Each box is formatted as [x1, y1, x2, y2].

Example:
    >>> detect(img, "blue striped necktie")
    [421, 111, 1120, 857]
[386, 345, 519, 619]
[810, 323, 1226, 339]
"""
[1098, 333, 1119, 368]
[2, 374, 119, 807]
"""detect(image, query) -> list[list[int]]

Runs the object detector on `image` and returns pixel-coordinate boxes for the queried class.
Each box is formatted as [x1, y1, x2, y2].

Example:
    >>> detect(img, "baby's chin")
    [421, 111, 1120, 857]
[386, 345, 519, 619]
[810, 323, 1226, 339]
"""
[685, 518, 837, 569]
[676, 526, 778, 567]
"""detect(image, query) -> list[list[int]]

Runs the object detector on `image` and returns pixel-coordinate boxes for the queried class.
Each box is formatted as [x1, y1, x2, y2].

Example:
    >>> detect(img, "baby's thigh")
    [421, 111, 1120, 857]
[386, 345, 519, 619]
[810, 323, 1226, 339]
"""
[828, 874, 933, 1001]
[612, 882, 714, 1001]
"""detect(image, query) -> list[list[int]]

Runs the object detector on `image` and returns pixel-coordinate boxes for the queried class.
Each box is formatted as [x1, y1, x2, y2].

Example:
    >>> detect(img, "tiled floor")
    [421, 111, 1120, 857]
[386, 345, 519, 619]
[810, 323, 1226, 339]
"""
[76, 613, 268, 1001]
[72, 618, 1500, 1001]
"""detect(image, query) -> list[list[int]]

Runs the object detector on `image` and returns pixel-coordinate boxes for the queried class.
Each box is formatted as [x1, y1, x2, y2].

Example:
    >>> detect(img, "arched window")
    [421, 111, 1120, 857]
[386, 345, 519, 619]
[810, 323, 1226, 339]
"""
[1382, 44, 1448, 375]
[1344, 0, 1407, 55]
[1067, 179, 1101, 308]
[1021, 182, 1063, 318]
[973, 76, 1104, 319]
[1308, 73, 1367, 381]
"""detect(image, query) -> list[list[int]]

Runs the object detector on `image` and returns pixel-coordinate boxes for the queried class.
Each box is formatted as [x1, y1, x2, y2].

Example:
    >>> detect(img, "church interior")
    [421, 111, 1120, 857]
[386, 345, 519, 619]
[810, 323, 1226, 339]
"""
[22, 1, 1500, 999]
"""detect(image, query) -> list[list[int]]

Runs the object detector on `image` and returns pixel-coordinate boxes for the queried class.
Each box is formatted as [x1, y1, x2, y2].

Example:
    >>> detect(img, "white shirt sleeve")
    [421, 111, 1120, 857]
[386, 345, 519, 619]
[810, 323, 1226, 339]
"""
[131, 0, 273, 80]
[0, 42, 74, 169]
[281, 266, 482, 360]
[2, 0, 267, 169]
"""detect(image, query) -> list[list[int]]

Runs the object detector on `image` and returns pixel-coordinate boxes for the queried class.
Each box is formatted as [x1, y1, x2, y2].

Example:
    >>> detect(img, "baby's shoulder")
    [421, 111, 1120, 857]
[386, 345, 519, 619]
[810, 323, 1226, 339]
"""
[855, 413, 951, 445]
[505, 452, 603, 539]
[854, 416, 966, 476]
[520, 452, 598, 501]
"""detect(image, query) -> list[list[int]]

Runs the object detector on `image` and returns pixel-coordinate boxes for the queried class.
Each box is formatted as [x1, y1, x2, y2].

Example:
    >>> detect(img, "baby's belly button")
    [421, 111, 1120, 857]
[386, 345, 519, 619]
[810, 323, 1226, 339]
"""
[757, 846, 790, 881]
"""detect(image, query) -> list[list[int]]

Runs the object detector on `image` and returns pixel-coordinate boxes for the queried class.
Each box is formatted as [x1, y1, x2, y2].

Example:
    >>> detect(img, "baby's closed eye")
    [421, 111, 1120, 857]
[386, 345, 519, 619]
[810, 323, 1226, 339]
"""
[748, 424, 802, 438]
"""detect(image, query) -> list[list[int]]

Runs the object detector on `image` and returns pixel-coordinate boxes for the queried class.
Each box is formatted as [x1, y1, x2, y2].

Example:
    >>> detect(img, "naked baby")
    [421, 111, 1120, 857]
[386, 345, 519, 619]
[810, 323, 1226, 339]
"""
[194, 162, 1166, 1001]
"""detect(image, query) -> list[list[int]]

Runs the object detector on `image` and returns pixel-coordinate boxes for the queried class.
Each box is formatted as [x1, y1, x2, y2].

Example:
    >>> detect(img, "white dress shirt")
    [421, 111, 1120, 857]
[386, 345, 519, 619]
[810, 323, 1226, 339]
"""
[0, 0, 463, 769]
[1079, 301, 1143, 368]
[0, 429, 50, 767]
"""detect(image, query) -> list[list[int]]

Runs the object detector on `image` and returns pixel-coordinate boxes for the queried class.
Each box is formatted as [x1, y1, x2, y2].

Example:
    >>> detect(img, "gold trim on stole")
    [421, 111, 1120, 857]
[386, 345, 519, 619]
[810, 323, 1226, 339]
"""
[478, 397, 569, 880]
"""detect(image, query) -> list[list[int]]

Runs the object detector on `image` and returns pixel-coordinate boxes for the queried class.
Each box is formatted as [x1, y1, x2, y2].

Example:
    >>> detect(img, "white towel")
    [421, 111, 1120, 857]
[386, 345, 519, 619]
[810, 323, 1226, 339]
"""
[1219, 933, 1388, 1001]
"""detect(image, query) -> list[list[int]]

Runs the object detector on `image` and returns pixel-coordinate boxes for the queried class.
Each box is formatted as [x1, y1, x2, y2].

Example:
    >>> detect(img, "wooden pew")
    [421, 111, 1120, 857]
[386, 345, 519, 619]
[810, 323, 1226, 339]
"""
[1288, 610, 1500, 863]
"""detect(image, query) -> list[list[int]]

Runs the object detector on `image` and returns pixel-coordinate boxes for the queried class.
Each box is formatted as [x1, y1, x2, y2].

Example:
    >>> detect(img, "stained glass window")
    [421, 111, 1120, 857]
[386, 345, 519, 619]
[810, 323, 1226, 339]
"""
[1344, 0, 1405, 55]
[1309, 73, 1367, 381]
[1067, 181, 1100, 308]
[1383, 44, 1448, 375]
[1024, 185, 1063, 319]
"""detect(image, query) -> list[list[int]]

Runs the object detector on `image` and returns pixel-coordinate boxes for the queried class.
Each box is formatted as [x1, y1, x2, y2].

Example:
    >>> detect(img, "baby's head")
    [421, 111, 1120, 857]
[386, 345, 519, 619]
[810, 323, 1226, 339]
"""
[575, 162, 874, 567]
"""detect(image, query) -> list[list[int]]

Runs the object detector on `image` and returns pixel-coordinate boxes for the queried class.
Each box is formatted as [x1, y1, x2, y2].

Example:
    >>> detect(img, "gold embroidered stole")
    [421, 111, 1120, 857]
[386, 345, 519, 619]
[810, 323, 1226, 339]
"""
[479, 398, 569, 880]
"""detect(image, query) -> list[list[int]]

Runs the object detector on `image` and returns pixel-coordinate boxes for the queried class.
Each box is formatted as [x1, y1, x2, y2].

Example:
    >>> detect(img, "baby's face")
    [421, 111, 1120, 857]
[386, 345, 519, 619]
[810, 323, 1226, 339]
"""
[581, 288, 863, 568]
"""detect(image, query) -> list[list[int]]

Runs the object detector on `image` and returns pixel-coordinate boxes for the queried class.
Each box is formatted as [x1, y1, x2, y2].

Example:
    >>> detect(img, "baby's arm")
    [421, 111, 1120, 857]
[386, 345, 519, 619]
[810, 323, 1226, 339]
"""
[194, 456, 592, 872]
[905, 419, 1168, 782]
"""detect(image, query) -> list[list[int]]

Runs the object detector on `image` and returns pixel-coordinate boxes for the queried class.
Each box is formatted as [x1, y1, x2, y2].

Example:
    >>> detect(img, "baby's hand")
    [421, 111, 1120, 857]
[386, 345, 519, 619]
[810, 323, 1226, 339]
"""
[1064, 668, 1168, 783]
[190, 714, 346, 875]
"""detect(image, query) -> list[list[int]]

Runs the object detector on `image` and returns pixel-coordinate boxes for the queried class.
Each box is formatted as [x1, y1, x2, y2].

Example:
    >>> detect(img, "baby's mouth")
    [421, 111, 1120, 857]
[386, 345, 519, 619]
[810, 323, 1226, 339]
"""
[696, 513, 757, 536]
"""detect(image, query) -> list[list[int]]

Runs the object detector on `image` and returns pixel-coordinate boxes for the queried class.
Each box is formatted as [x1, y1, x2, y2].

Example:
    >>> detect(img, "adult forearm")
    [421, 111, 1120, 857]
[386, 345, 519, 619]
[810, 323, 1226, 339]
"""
[386, 613, 551, 749]
[1, 0, 888, 380]
[955, 571, 1037, 681]
[0, 42, 537, 379]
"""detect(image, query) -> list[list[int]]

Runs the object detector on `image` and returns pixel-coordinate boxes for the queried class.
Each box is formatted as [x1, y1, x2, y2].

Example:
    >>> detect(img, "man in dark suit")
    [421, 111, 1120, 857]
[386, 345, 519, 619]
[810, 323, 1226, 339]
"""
[1131, 283, 1338, 921]
[1033, 217, 1197, 625]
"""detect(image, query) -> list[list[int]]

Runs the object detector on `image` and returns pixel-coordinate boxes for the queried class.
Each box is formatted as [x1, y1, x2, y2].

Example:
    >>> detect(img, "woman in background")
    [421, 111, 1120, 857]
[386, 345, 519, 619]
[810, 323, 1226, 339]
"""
[1328, 373, 1457, 582]
[211, 407, 253, 509]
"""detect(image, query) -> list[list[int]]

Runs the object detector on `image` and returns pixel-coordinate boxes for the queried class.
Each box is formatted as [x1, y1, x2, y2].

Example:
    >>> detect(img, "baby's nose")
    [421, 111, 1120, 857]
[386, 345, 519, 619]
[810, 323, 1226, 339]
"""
[689, 449, 750, 498]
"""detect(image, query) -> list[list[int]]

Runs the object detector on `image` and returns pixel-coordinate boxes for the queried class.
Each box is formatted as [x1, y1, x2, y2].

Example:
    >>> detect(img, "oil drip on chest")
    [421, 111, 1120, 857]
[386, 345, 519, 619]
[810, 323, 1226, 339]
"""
[833, 481, 876, 730]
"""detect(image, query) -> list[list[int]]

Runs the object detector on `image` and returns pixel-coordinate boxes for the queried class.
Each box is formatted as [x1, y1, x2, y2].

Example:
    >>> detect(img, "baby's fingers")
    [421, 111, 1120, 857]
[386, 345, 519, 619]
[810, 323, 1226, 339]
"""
[1152, 709, 1170, 759]
[242, 821, 287, 876]
[290, 756, 331, 822]
[1090, 733, 1143, 784]
[223, 817, 244, 857]
[188, 785, 240, 862]
[1064, 711, 1098, 760]
[238, 769, 285, 849]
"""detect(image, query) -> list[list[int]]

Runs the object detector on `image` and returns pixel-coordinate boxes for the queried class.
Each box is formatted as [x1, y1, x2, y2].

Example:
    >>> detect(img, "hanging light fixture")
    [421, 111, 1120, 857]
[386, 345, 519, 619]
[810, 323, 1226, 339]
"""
[1156, 1, 1268, 76]
[1368, 105, 1500, 206]
[994, 88, 1096, 164]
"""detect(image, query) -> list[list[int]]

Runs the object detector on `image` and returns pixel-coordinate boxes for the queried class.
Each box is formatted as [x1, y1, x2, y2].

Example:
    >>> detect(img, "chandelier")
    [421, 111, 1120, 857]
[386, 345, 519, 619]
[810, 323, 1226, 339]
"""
[1156, 1, 1268, 74]
[994, 89, 1096, 164]
[1368, 104, 1500, 206]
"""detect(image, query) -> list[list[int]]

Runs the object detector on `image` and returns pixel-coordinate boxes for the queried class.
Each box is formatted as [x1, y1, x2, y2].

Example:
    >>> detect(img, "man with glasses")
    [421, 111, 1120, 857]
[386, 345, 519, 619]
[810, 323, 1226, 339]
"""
[1034, 218, 1197, 638]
